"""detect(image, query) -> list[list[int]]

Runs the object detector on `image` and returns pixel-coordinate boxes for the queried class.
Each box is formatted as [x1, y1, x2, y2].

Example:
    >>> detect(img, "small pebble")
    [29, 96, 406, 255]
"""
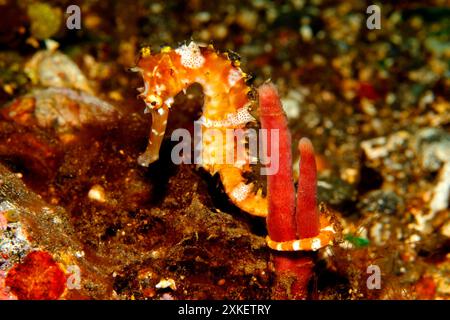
[358, 190, 403, 216]
[88, 185, 106, 203]
[155, 278, 177, 291]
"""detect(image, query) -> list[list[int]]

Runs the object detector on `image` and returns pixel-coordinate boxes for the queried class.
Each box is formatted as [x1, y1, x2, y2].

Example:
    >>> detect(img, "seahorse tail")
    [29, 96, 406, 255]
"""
[218, 166, 268, 217]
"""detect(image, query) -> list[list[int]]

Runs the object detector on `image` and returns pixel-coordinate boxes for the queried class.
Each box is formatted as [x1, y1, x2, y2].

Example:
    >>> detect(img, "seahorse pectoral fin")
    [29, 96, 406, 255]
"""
[219, 166, 268, 217]
[138, 105, 170, 167]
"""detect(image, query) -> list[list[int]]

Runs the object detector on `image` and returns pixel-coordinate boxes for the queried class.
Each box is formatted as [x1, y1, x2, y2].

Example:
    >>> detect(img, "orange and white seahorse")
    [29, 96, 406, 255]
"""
[132, 41, 268, 217]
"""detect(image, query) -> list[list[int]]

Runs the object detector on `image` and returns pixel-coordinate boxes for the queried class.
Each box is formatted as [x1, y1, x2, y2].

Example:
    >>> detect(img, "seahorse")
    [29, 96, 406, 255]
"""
[132, 41, 268, 217]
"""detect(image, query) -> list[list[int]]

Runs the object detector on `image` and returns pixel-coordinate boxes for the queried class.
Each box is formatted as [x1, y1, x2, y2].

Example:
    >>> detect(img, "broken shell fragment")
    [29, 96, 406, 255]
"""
[155, 278, 177, 291]
[1, 88, 120, 136]
[25, 49, 93, 94]
[5, 251, 67, 300]
[88, 185, 107, 203]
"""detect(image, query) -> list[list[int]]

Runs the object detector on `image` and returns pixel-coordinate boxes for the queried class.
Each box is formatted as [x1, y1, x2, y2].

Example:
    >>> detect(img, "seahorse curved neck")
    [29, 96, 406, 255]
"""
[170, 43, 252, 122]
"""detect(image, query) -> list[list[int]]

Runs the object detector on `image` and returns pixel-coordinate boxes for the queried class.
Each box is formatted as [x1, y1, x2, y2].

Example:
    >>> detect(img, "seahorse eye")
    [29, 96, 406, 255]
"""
[145, 94, 162, 109]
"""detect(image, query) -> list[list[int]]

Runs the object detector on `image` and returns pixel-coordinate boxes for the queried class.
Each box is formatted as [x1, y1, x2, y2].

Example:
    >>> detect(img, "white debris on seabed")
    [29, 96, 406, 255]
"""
[416, 128, 450, 215]
[361, 131, 410, 161]
[430, 161, 450, 214]
[281, 87, 308, 119]
[361, 128, 450, 235]
[369, 219, 391, 246]
[160, 293, 175, 300]
[416, 128, 450, 172]
[155, 278, 177, 291]
[75, 250, 85, 258]
[415, 128, 450, 216]
[88, 184, 107, 203]
[300, 25, 313, 42]
[361, 136, 388, 159]
[0, 202, 32, 270]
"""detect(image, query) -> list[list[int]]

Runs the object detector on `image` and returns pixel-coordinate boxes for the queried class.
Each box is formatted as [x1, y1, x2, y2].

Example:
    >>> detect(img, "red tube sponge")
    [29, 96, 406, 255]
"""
[296, 138, 320, 239]
[258, 82, 297, 242]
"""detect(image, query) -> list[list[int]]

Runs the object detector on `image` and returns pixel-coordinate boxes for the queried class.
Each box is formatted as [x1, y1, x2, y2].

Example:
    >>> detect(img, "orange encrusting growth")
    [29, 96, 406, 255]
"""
[134, 41, 268, 217]
[5, 251, 67, 300]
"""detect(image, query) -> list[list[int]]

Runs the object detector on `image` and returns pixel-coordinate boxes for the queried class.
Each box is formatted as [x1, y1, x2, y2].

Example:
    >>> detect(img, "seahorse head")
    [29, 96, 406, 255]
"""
[134, 46, 183, 113]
